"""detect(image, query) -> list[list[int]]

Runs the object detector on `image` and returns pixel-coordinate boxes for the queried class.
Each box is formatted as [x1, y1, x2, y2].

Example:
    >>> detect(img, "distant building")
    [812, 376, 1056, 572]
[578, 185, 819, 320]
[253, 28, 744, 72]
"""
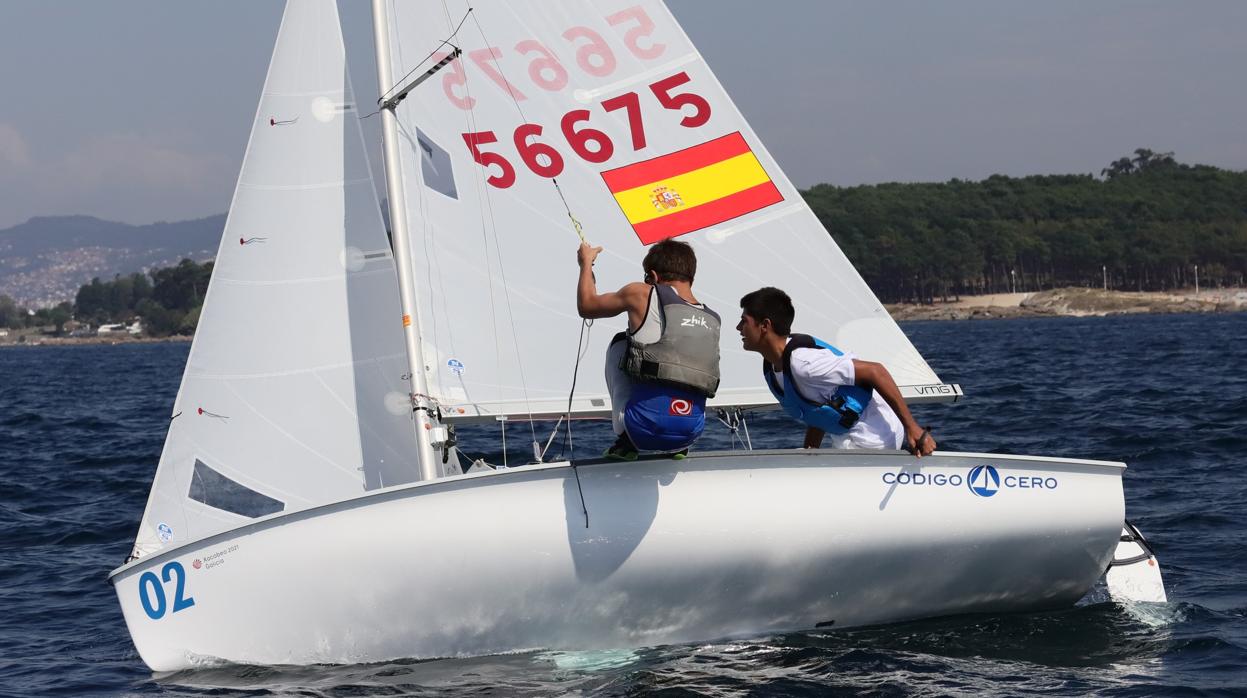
[98, 323, 127, 335]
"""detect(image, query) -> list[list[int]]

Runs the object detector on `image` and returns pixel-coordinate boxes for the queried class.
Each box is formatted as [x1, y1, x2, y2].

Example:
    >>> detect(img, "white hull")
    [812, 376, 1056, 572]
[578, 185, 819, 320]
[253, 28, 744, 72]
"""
[111, 450, 1125, 671]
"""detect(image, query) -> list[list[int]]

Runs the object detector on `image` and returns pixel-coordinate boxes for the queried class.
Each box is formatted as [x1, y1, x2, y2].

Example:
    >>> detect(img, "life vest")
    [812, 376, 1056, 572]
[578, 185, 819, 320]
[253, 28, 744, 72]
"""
[763, 334, 873, 435]
[622, 284, 721, 398]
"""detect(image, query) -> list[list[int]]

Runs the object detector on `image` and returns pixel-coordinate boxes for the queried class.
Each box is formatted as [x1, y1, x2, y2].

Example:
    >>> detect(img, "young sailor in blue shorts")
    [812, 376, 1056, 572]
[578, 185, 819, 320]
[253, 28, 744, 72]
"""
[737, 287, 936, 456]
[576, 239, 721, 460]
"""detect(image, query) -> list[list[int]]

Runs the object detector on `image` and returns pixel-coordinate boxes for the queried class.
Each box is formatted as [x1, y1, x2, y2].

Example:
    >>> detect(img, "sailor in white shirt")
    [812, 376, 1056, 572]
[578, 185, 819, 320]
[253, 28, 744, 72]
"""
[738, 287, 936, 456]
[777, 343, 906, 449]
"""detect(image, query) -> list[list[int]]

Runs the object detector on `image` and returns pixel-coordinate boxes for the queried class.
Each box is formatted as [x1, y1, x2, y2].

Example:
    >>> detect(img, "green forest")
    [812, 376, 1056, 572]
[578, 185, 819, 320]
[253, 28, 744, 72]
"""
[805, 149, 1247, 302]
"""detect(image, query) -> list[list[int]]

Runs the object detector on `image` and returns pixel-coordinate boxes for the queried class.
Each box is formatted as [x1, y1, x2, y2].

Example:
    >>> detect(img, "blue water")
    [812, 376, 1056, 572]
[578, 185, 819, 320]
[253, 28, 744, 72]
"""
[2, 313, 1245, 696]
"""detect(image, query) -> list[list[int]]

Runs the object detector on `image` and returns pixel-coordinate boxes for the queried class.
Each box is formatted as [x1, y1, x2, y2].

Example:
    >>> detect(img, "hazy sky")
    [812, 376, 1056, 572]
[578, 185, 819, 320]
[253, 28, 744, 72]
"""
[1, 1, 1244, 230]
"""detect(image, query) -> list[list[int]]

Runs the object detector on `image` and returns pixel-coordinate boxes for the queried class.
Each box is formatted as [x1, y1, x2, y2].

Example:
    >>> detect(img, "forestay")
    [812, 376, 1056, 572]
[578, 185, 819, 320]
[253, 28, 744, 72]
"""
[130, 0, 418, 559]
[378, 0, 956, 422]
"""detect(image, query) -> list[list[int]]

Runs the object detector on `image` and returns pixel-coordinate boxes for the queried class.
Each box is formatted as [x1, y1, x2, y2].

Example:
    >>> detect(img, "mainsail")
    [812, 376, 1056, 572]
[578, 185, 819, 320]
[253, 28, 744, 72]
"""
[377, 0, 956, 422]
[130, 0, 418, 558]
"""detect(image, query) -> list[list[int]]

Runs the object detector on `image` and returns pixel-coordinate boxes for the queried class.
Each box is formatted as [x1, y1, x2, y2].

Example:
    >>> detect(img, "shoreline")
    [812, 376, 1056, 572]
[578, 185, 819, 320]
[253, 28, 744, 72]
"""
[0, 334, 192, 348]
[2, 287, 1243, 347]
[887, 287, 1247, 321]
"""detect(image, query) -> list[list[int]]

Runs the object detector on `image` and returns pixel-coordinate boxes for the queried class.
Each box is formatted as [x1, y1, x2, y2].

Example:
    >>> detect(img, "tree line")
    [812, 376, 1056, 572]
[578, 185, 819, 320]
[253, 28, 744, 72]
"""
[0, 259, 213, 336]
[802, 149, 1247, 303]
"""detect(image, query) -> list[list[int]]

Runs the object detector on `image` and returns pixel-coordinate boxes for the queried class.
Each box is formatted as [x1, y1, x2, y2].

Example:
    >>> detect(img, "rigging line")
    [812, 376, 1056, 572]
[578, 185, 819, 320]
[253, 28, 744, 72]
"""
[396, 117, 458, 399]
[421, 4, 468, 376]
[739, 407, 753, 450]
[560, 317, 594, 460]
[453, 10, 542, 450]
[387, 120, 459, 376]
[467, 4, 580, 245]
[467, 2, 607, 453]
[552, 178, 587, 243]
[453, 42, 511, 448]
[714, 408, 741, 450]
[383, 2, 467, 422]
[539, 415, 565, 461]
[379, 6, 473, 103]
[570, 462, 590, 528]
[466, 9, 530, 124]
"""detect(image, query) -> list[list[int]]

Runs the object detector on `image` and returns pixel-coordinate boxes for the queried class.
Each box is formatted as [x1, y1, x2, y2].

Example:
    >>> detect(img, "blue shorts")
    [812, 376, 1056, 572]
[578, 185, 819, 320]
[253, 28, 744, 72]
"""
[623, 383, 705, 452]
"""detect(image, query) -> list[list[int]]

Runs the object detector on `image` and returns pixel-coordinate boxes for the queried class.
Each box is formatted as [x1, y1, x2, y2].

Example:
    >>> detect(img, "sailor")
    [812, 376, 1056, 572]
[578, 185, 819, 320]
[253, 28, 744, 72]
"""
[576, 239, 721, 460]
[737, 287, 936, 456]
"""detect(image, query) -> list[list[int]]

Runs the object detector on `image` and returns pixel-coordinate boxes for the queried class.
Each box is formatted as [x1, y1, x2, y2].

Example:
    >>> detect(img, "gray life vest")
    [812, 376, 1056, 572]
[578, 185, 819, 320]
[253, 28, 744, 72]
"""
[621, 284, 721, 398]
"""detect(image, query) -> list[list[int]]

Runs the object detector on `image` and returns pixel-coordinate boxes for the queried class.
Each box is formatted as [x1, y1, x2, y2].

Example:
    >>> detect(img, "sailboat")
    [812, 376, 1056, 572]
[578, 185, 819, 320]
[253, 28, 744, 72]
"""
[110, 0, 1165, 671]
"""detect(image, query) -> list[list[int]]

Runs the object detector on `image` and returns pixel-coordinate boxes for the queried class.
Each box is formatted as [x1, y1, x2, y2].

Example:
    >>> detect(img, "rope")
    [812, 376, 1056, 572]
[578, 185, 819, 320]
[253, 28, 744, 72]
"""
[553, 179, 587, 243]
[391, 3, 597, 471]
[457, 4, 544, 457]
[558, 315, 591, 458]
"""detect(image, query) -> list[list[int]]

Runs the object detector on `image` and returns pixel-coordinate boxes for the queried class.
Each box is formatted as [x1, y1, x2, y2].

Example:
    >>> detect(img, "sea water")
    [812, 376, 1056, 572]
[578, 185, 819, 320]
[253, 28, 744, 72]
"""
[1, 312, 1244, 695]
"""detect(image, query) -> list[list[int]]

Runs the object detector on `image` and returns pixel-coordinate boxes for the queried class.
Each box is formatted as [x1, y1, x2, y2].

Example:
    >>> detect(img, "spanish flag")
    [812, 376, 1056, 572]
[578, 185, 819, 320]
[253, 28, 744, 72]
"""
[601, 132, 784, 245]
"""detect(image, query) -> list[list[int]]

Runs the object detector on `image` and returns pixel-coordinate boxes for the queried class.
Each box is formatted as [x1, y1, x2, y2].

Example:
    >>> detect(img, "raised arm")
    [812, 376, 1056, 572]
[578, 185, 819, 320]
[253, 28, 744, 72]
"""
[853, 359, 936, 457]
[576, 242, 648, 322]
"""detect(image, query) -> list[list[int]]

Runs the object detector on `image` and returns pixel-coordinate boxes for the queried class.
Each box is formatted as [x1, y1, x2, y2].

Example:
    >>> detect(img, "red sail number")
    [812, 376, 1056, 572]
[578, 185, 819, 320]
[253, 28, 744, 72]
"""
[462, 131, 516, 188]
[462, 72, 711, 188]
[650, 72, 710, 128]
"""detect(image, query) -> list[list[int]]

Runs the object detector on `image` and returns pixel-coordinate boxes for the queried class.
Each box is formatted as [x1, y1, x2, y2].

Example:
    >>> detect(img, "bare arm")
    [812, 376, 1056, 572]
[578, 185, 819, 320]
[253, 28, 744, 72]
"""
[804, 426, 825, 449]
[853, 359, 936, 457]
[575, 242, 648, 322]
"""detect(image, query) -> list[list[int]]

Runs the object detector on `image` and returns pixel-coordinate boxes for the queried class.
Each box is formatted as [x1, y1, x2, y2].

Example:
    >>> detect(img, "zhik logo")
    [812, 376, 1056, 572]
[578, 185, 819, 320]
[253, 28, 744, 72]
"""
[681, 316, 710, 329]
[967, 464, 1001, 497]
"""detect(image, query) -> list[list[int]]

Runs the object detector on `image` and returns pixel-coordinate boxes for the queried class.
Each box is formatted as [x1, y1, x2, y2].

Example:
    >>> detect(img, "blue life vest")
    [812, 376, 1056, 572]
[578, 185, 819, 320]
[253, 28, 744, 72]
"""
[762, 334, 873, 435]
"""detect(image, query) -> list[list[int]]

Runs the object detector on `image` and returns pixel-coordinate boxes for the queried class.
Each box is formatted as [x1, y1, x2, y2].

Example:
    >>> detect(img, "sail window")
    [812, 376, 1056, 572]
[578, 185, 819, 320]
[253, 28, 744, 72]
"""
[416, 129, 457, 199]
[188, 459, 285, 518]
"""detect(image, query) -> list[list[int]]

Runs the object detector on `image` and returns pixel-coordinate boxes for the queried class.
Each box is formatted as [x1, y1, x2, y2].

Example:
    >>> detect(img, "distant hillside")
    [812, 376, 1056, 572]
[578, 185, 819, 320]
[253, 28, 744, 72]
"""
[804, 151, 1247, 302]
[0, 214, 223, 307]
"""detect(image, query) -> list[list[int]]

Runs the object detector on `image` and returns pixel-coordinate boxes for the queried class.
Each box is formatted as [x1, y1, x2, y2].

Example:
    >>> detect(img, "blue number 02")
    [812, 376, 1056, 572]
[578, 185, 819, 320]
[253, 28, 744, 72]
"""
[139, 561, 196, 620]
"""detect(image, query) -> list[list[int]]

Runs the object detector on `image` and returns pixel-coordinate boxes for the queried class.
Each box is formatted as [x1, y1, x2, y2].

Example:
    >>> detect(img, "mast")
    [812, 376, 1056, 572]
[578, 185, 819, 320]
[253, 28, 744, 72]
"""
[371, 0, 439, 481]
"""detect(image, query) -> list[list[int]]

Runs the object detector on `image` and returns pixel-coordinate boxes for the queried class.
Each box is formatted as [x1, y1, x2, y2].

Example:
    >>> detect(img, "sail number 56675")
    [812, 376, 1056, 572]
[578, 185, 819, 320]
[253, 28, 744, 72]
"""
[462, 71, 709, 189]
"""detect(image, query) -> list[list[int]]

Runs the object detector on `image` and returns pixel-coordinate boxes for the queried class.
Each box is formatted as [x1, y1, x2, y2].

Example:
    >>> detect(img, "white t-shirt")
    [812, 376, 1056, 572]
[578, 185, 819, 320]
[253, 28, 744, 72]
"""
[770, 342, 905, 450]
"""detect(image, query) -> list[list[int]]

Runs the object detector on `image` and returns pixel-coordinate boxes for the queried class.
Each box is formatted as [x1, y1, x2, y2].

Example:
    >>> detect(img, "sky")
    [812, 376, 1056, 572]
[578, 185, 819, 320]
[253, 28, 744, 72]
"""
[0, 0, 1244, 230]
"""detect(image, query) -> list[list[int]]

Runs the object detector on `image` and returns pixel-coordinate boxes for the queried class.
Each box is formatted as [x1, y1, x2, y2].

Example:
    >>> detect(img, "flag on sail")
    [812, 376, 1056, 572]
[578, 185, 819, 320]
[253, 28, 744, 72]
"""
[601, 132, 784, 245]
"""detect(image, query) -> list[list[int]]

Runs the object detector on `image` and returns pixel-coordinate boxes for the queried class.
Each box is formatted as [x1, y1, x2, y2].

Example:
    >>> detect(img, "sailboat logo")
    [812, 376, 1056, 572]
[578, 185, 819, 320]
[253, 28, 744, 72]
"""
[967, 465, 1001, 497]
